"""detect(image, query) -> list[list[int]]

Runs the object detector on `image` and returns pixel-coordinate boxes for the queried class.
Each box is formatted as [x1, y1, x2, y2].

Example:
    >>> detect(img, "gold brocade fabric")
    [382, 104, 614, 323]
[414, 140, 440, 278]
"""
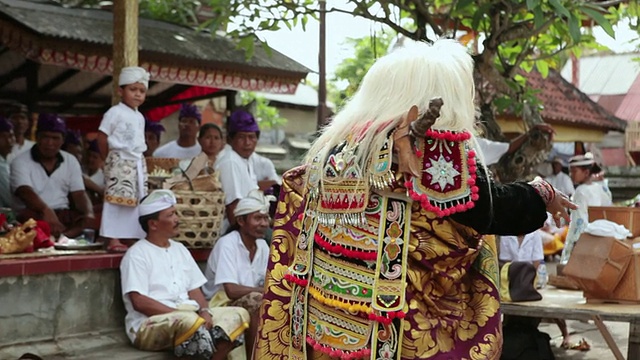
[254, 167, 502, 360]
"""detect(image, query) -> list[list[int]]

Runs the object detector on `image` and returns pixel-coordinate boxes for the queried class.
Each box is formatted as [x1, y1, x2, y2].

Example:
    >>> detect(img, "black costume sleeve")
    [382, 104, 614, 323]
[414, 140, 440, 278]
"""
[449, 167, 548, 236]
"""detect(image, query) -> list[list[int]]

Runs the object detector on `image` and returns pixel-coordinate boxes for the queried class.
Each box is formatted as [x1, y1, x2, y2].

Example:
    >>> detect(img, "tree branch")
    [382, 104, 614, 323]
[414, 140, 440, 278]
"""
[413, 1, 444, 36]
[497, 18, 556, 44]
[328, 6, 418, 40]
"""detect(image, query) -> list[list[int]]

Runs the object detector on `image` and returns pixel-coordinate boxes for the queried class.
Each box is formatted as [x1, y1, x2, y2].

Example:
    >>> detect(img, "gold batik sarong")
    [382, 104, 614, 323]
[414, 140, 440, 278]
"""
[135, 307, 249, 351]
[210, 291, 264, 314]
[104, 151, 147, 207]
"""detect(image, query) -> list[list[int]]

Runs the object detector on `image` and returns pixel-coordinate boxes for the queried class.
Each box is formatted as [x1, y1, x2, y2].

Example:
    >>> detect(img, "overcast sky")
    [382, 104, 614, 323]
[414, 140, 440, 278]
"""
[256, 2, 639, 83]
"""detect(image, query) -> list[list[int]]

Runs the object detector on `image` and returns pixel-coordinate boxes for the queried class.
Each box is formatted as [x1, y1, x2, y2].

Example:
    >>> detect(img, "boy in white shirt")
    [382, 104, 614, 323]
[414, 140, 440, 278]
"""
[97, 67, 149, 252]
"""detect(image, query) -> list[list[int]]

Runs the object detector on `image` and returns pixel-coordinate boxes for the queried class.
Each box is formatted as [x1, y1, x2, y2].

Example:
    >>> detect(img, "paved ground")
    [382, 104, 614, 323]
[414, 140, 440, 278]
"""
[4, 320, 630, 360]
[540, 319, 629, 359]
[539, 261, 631, 360]
[4, 260, 632, 359]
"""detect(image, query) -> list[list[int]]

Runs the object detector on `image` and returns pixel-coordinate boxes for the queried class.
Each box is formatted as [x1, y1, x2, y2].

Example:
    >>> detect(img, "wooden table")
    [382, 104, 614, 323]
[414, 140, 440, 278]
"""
[502, 287, 640, 360]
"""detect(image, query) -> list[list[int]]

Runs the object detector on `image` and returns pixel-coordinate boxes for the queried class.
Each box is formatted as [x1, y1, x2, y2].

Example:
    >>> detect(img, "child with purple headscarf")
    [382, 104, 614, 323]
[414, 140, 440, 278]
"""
[96, 66, 150, 252]
[143, 118, 165, 157]
[153, 103, 202, 160]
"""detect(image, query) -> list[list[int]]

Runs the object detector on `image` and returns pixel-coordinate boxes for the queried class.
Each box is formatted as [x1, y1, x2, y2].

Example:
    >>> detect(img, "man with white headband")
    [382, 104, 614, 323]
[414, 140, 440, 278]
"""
[202, 189, 275, 359]
[119, 189, 249, 359]
[97, 66, 150, 252]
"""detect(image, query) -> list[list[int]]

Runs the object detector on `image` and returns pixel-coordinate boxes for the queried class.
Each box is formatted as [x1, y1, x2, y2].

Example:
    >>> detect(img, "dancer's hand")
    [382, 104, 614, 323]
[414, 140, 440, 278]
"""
[547, 191, 577, 227]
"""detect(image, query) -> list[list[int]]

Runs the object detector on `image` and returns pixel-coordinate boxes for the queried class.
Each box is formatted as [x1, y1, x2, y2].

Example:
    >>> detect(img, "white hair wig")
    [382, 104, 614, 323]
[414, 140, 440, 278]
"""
[307, 39, 481, 173]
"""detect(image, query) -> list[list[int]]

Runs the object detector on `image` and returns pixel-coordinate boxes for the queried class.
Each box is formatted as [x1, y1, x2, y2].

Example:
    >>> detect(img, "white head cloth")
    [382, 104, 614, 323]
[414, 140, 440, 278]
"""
[569, 152, 595, 167]
[119, 66, 150, 89]
[139, 190, 177, 216]
[234, 189, 276, 217]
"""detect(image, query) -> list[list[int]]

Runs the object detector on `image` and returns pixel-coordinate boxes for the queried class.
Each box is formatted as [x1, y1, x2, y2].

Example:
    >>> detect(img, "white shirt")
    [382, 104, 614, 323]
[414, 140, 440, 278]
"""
[10, 139, 34, 159]
[99, 103, 146, 160]
[0, 155, 10, 208]
[120, 239, 206, 343]
[562, 182, 614, 263]
[499, 231, 544, 263]
[253, 152, 282, 186]
[215, 149, 280, 206]
[88, 169, 105, 187]
[572, 182, 613, 211]
[545, 171, 574, 197]
[202, 230, 269, 300]
[153, 140, 201, 160]
[10, 149, 85, 210]
[476, 138, 510, 166]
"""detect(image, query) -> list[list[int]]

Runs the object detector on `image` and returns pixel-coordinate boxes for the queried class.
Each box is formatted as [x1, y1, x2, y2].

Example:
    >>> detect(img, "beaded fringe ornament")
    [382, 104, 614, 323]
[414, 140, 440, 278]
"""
[368, 137, 394, 190]
[308, 142, 370, 227]
[404, 129, 479, 217]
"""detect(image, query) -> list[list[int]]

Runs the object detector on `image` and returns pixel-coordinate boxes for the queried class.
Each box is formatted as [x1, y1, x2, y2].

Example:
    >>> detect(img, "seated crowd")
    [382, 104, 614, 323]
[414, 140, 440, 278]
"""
[120, 187, 273, 358]
[0, 86, 278, 358]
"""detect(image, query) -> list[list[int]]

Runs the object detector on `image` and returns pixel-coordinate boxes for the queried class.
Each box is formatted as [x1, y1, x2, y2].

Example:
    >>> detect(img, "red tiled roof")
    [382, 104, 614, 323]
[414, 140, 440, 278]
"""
[614, 75, 640, 122]
[524, 69, 627, 132]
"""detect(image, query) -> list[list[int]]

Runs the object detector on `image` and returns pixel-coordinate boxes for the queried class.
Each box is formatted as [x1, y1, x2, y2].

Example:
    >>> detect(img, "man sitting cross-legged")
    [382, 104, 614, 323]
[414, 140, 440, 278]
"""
[202, 189, 275, 359]
[120, 189, 249, 359]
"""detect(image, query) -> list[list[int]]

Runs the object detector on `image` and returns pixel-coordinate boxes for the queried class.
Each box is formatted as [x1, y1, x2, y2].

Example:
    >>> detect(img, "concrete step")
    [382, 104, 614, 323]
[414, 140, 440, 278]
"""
[0, 331, 170, 360]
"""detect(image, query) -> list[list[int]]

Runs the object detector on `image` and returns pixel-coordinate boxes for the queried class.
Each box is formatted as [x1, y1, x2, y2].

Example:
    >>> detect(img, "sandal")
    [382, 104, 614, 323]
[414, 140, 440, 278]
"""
[565, 338, 591, 351]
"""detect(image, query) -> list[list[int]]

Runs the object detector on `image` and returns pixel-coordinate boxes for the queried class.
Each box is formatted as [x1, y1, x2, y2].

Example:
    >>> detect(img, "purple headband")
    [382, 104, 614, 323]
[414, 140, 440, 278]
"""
[37, 113, 66, 134]
[0, 116, 13, 132]
[179, 103, 201, 123]
[145, 119, 165, 137]
[88, 139, 100, 154]
[228, 109, 259, 133]
[64, 130, 82, 146]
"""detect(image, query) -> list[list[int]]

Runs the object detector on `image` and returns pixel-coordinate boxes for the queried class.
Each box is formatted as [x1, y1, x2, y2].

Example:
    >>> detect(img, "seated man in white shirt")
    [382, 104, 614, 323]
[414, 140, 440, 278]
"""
[203, 189, 275, 360]
[499, 231, 544, 268]
[215, 109, 281, 228]
[6, 103, 34, 159]
[499, 229, 571, 347]
[10, 114, 94, 238]
[120, 189, 249, 360]
[153, 103, 202, 159]
[545, 157, 574, 197]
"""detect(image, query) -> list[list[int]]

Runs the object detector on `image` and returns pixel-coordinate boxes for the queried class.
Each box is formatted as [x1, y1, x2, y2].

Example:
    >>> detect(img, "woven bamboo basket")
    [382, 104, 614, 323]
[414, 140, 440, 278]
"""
[173, 189, 225, 249]
[145, 157, 180, 175]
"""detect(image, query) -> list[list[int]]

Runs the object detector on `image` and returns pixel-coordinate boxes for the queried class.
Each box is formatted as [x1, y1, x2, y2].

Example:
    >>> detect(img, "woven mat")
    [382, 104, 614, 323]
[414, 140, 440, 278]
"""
[0, 248, 107, 260]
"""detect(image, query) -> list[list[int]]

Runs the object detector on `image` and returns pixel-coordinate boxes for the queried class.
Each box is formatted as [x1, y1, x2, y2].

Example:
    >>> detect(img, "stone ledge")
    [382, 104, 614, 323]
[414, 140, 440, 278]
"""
[0, 249, 211, 278]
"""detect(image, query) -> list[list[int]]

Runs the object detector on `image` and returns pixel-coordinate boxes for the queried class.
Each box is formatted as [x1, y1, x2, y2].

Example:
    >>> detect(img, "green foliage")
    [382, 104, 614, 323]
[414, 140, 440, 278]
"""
[139, 0, 201, 26]
[54, 0, 635, 124]
[239, 92, 287, 131]
[332, 31, 394, 109]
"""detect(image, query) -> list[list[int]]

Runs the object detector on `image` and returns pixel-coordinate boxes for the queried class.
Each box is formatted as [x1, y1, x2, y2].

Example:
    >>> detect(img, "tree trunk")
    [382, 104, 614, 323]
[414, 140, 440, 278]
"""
[472, 55, 553, 182]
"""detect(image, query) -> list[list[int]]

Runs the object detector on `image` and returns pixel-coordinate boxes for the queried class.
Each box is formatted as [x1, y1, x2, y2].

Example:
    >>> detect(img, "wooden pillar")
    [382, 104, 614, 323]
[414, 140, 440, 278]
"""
[226, 90, 237, 113]
[112, 0, 139, 104]
[317, 0, 327, 130]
